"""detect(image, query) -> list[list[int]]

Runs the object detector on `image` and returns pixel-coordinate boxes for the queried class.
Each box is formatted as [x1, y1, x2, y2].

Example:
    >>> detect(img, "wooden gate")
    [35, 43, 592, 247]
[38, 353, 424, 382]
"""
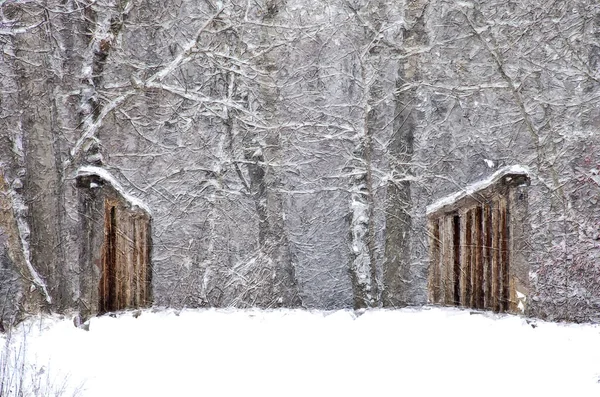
[428, 199, 510, 312]
[100, 198, 152, 313]
[426, 166, 530, 314]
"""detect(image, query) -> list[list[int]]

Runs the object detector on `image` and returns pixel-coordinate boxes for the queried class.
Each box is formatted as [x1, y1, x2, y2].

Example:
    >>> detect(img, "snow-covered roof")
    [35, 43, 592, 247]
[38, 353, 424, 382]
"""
[76, 166, 152, 215]
[426, 165, 530, 215]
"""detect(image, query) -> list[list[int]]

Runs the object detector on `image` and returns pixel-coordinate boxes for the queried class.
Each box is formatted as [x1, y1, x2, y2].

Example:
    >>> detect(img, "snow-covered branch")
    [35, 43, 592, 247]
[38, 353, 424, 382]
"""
[69, 93, 131, 162]
[146, 7, 225, 84]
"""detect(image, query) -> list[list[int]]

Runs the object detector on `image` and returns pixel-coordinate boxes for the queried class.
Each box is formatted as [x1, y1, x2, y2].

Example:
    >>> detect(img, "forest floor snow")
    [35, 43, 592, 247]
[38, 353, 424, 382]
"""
[2, 306, 600, 396]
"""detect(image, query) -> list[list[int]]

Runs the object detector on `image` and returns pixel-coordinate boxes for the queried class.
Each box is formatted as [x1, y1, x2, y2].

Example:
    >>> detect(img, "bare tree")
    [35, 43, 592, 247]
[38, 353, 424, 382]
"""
[2, 0, 600, 321]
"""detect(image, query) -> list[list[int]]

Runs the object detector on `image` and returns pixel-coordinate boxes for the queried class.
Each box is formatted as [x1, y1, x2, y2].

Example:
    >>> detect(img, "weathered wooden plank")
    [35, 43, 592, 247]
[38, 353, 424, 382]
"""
[461, 210, 472, 306]
[443, 215, 454, 305]
[115, 207, 124, 310]
[468, 208, 475, 308]
[428, 219, 441, 303]
[474, 205, 484, 309]
[453, 214, 461, 306]
[139, 217, 148, 306]
[101, 201, 118, 313]
[132, 218, 139, 307]
[491, 199, 500, 312]
[500, 197, 510, 312]
[484, 203, 493, 310]
[144, 218, 152, 305]
[508, 186, 528, 314]
[124, 209, 134, 308]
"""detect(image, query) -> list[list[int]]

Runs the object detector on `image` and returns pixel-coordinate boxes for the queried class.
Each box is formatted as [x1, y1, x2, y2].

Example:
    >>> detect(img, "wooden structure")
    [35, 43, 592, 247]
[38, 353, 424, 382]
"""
[77, 167, 152, 316]
[426, 166, 530, 313]
[0, 171, 47, 325]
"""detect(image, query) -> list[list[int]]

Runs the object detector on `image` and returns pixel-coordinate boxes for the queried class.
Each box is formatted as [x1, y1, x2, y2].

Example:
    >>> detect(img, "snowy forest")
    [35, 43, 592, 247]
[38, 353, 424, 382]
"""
[1, 0, 600, 325]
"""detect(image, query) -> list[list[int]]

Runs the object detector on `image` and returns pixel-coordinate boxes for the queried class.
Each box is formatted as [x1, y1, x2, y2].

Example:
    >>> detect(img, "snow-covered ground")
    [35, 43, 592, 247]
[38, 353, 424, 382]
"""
[2, 307, 600, 396]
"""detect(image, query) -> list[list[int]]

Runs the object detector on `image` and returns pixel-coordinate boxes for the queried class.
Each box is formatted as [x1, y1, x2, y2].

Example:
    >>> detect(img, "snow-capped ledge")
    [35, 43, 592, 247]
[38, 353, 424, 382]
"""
[426, 165, 530, 215]
[76, 166, 152, 216]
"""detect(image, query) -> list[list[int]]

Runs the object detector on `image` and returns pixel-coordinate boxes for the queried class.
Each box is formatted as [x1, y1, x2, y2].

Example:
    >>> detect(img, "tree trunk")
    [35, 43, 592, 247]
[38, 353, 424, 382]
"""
[382, 0, 428, 306]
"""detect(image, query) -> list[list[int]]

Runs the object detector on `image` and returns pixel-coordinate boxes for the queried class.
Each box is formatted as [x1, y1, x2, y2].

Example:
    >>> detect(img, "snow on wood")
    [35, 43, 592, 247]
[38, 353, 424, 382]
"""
[426, 165, 530, 215]
[76, 166, 152, 216]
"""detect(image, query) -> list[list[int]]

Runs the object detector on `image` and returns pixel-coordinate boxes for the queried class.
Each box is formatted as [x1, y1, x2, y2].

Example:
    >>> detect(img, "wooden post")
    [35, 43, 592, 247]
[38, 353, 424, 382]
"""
[442, 216, 452, 304]
[473, 206, 483, 309]
[452, 214, 461, 306]
[483, 203, 493, 310]
[461, 210, 472, 306]
[500, 197, 510, 312]
[491, 199, 500, 312]
[428, 219, 441, 303]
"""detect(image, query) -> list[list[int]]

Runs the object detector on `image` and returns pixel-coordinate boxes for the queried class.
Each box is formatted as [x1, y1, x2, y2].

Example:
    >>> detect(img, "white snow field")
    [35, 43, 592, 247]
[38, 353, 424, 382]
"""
[2, 307, 600, 397]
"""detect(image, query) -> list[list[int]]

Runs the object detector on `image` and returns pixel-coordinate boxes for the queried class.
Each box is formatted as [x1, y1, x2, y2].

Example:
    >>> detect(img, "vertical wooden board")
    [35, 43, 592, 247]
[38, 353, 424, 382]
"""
[435, 218, 442, 303]
[125, 209, 135, 308]
[427, 220, 433, 304]
[101, 205, 107, 314]
[144, 218, 150, 305]
[140, 220, 147, 306]
[427, 219, 439, 303]
[136, 215, 151, 307]
[491, 199, 500, 312]
[461, 210, 472, 307]
[484, 203, 493, 310]
[427, 219, 435, 303]
[130, 213, 136, 307]
[110, 205, 117, 311]
[116, 205, 131, 311]
[132, 218, 139, 307]
[127, 210, 134, 308]
[144, 217, 152, 305]
[435, 218, 443, 304]
[109, 203, 119, 312]
[508, 186, 528, 314]
[468, 208, 476, 308]
[117, 207, 124, 310]
[112, 207, 118, 311]
[467, 209, 474, 308]
[100, 205, 106, 313]
[137, 216, 148, 307]
[136, 217, 144, 307]
[439, 216, 446, 304]
[500, 197, 510, 312]
[452, 214, 461, 306]
[100, 202, 110, 313]
[443, 215, 454, 305]
[474, 206, 484, 309]
[115, 207, 123, 311]
[479, 206, 486, 309]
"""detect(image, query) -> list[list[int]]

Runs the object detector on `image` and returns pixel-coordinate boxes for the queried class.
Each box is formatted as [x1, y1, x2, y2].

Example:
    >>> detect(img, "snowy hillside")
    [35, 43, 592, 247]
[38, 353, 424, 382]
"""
[2, 307, 600, 396]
